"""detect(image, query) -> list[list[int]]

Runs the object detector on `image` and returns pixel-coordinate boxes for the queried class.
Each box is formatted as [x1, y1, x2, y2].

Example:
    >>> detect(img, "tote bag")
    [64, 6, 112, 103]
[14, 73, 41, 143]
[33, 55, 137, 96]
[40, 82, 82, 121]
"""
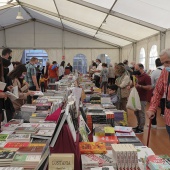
[126, 87, 141, 111]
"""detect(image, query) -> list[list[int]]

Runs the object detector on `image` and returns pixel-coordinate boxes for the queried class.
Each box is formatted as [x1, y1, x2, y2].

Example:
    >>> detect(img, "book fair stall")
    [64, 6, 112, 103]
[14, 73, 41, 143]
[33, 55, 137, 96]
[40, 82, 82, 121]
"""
[0, 72, 169, 170]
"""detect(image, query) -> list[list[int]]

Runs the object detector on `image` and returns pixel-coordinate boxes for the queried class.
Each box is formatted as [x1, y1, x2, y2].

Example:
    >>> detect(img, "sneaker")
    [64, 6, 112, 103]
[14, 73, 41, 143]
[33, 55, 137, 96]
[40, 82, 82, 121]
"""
[132, 126, 138, 131]
[134, 129, 144, 134]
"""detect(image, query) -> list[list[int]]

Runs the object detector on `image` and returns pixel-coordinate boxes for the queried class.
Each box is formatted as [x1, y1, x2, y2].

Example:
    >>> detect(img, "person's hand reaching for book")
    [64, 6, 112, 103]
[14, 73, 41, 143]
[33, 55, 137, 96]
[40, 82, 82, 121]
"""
[27, 91, 35, 96]
[7, 85, 13, 91]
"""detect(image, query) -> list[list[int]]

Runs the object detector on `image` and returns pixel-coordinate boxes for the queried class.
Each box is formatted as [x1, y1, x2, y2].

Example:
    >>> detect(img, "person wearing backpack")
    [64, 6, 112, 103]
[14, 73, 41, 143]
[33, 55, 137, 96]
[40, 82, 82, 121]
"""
[150, 58, 165, 128]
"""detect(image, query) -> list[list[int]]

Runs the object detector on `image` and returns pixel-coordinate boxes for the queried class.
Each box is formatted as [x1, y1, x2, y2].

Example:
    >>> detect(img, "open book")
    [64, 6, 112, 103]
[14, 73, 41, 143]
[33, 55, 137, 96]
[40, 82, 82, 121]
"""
[5, 86, 19, 101]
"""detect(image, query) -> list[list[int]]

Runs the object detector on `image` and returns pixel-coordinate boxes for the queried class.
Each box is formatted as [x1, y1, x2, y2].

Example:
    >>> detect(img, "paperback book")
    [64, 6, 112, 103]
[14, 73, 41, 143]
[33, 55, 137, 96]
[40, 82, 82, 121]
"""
[6, 134, 31, 142]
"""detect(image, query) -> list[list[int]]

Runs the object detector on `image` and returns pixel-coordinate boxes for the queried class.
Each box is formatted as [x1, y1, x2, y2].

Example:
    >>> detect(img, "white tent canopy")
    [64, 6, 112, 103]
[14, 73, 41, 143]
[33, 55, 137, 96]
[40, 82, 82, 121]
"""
[0, 0, 169, 47]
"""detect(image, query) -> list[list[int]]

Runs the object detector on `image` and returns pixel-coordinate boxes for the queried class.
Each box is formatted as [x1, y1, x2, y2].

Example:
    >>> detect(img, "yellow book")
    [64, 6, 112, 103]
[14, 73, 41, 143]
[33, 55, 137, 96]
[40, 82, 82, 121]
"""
[104, 127, 115, 135]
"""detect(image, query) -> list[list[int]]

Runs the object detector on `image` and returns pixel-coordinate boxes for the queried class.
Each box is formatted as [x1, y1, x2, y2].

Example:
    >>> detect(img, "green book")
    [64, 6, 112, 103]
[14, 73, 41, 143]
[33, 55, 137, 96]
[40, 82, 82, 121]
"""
[13, 154, 27, 162]
[0, 134, 8, 141]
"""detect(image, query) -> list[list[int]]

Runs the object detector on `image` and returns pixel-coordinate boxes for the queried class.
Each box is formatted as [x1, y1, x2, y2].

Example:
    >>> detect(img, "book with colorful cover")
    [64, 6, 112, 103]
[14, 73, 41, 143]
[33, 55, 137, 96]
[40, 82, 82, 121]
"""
[0, 150, 16, 161]
[18, 123, 39, 128]
[28, 143, 46, 147]
[81, 150, 116, 169]
[146, 155, 170, 170]
[17, 146, 45, 155]
[79, 142, 107, 154]
[15, 127, 39, 134]
[4, 142, 30, 148]
[104, 127, 115, 136]
[118, 136, 140, 143]
[93, 136, 119, 150]
[114, 126, 132, 133]
[13, 154, 41, 162]
[6, 134, 31, 142]
[0, 134, 9, 141]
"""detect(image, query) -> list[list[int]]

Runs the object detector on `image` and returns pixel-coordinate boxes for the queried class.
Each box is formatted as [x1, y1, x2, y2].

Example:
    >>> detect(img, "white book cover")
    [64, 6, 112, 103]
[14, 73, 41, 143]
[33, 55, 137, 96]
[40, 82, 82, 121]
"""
[33, 91, 44, 96]
[5, 91, 18, 101]
[36, 130, 54, 137]
[0, 81, 6, 91]
[0, 131, 14, 135]
[50, 110, 68, 147]
[116, 131, 136, 137]
[12, 86, 18, 98]
[114, 126, 132, 133]
[38, 123, 56, 129]
[0, 141, 7, 147]
[101, 97, 112, 104]
[66, 105, 76, 142]
[18, 123, 39, 128]
[0, 168, 24, 170]
[6, 134, 30, 140]
[25, 155, 41, 162]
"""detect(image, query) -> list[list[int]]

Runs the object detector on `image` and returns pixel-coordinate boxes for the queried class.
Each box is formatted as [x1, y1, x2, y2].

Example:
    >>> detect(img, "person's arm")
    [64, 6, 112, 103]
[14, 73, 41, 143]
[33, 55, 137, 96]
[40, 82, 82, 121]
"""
[147, 70, 165, 119]
[136, 75, 152, 90]
[0, 92, 7, 99]
[119, 75, 130, 88]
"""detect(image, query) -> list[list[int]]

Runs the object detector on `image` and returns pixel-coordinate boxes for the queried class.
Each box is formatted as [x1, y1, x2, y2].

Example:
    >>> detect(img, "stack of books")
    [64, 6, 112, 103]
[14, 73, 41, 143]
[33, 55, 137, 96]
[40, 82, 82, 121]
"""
[21, 104, 36, 112]
[32, 129, 55, 139]
[0, 149, 16, 167]
[6, 134, 31, 142]
[29, 112, 48, 123]
[115, 126, 135, 137]
[1, 119, 23, 131]
[111, 144, 139, 170]
[14, 127, 39, 134]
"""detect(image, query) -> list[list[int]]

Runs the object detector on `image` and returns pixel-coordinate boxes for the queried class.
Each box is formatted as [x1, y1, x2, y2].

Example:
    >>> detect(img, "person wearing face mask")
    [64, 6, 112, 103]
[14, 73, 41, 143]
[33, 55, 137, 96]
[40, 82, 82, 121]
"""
[8, 64, 34, 112]
[132, 63, 151, 134]
[147, 48, 170, 137]
[2, 48, 13, 73]
[92, 59, 102, 88]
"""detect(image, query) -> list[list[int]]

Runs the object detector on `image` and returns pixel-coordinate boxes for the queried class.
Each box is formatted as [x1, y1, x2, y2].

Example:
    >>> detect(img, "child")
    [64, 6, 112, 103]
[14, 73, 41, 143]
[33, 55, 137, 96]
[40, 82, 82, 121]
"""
[100, 63, 108, 94]
[108, 84, 119, 107]
[39, 74, 48, 92]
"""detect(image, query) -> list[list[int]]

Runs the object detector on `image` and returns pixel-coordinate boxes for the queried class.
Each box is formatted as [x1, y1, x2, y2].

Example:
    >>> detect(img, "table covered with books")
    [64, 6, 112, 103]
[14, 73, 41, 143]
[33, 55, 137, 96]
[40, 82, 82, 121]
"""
[0, 73, 169, 170]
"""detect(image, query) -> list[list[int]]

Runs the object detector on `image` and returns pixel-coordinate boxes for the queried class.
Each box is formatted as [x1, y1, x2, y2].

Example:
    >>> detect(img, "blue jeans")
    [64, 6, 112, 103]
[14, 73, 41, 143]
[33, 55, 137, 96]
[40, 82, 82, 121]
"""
[166, 125, 170, 137]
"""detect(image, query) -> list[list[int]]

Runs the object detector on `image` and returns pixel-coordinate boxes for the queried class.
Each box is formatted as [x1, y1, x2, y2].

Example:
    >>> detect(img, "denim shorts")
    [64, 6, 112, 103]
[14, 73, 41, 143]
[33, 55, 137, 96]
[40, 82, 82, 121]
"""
[166, 125, 170, 137]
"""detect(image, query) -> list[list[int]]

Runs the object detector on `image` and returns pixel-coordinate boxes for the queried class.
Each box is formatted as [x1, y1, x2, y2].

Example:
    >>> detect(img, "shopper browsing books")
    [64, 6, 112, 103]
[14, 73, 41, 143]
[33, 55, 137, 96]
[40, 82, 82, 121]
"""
[100, 63, 108, 94]
[9, 64, 34, 112]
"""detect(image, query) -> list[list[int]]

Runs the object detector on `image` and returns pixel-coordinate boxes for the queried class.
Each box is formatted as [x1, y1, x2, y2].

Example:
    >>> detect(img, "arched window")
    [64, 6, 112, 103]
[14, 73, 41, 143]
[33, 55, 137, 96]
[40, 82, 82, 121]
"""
[97, 54, 111, 67]
[139, 48, 145, 68]
[149, 45, 158, 70]
[73, 54, 87, 74]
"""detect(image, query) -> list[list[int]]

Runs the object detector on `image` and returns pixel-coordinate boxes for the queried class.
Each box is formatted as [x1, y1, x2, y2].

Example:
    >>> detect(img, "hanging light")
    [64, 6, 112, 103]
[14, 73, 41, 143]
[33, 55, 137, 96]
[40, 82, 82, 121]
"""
[16, 6, 24, 20]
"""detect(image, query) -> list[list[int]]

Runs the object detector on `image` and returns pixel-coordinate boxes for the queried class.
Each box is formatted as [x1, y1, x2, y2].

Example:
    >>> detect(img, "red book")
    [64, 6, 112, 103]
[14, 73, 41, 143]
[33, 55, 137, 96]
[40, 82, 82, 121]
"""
[93, 136, 119, 150]
[4, 142, 30, 148]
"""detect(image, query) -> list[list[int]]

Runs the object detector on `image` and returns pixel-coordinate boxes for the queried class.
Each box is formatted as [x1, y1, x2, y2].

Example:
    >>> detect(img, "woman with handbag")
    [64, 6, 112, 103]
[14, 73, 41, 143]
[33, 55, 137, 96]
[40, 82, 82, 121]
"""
[115, 65, 131, 112]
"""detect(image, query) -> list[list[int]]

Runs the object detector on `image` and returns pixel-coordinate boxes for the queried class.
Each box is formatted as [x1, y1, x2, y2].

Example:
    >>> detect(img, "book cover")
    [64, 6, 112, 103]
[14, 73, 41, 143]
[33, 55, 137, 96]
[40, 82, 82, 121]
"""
[116, 131, 136, 137]
[4, 142, 30, 148]
[118, 136, 140, 143]
[79, 142, 107, 154]
[33, 91, 44, 96]
[0, 134, 8, 141]
[0, 81, 6, 91]
[91, 167, 114, 170]
[114, 126, 132, 133]
[0, 150, 16, 161]
[104, 127, 115, 135]
[49, 154, 74, 170]
[13, 154, 41, 162]
[17, 146, 45, 155]
[35, 129, 54, 137]
[15, 127, 38, 131]
[81, 150, 116, 169]
[6, 134, 30, 141]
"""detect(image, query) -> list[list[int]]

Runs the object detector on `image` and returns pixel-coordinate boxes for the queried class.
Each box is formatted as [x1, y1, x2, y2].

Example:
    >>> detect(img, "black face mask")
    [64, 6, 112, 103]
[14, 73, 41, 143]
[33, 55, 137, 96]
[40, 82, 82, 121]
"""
[133, 70, 141, 75]
[2, 57, 11, 67]
[8, 56, 12, 61]
[3, 67, 9, 76]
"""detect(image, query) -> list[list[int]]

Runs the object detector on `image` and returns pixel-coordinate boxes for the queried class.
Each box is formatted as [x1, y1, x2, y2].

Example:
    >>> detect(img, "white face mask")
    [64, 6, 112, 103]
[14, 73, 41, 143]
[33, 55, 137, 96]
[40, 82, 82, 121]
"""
[96, 62, 99, 65]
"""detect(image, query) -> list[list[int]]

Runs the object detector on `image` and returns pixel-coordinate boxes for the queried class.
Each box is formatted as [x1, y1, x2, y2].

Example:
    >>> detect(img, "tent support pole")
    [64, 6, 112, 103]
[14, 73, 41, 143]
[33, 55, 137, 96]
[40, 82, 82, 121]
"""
[160, 31, 166, 52]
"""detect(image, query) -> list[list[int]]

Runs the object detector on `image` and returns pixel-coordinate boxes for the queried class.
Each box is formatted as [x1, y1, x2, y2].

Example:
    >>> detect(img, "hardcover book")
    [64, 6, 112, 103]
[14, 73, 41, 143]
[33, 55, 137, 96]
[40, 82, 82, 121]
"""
[79, 142, 107, 154]
[49, 154, 74, 170]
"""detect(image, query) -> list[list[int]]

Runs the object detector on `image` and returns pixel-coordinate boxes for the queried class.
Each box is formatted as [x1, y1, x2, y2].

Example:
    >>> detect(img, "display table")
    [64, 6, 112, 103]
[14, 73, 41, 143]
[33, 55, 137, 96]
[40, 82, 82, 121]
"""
[50, 123, 82, 170]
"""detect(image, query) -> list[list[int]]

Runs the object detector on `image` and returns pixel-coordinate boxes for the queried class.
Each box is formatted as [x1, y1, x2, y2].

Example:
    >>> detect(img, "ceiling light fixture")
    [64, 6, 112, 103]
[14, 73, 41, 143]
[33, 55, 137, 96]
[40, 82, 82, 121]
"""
[16, 6, 24, 20]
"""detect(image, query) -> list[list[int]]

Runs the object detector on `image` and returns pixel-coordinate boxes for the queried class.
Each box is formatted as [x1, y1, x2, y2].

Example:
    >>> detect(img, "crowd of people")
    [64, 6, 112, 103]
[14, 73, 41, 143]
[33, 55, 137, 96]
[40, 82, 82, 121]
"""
[0, 47, 170, 136]
[0, 48, 73, 123]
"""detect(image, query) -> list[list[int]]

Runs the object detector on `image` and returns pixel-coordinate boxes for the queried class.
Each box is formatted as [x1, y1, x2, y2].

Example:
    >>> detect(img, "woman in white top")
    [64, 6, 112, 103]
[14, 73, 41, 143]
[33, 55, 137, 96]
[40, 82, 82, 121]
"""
[58, 61, 65, 80]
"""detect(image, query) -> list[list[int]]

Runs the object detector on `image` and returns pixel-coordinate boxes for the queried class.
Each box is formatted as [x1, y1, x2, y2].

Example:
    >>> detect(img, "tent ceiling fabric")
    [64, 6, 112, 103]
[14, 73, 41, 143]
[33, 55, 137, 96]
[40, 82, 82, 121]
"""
[0, 0, 168, 47]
